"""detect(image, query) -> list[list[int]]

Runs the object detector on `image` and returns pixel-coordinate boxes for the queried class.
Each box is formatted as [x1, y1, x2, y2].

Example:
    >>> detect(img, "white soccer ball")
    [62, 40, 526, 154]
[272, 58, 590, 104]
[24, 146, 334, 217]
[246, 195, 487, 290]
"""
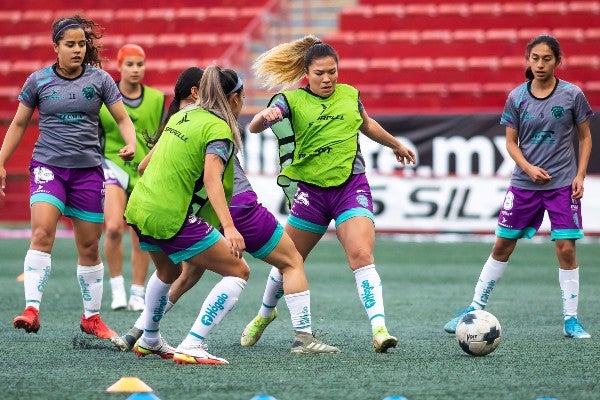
[455, 309, 502, 356]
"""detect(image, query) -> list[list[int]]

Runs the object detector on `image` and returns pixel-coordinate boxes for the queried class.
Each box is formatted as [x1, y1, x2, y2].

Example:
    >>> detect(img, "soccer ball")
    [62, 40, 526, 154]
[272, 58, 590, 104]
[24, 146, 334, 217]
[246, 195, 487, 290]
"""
[455, 309, 501, 356]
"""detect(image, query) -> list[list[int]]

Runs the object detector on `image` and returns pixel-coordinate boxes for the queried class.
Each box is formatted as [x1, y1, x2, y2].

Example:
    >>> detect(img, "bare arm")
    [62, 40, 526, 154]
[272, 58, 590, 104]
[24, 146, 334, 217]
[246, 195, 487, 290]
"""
[0, 103, 35, 197]
[138, 145, 156, 176]
[248, 105, 283, 133]
[505, 126, 552, 185]
[106, 100, 136, 161]
[204, 153, 245, 257]
[359, 109, 416, 167]
[571, 119, 592, 199]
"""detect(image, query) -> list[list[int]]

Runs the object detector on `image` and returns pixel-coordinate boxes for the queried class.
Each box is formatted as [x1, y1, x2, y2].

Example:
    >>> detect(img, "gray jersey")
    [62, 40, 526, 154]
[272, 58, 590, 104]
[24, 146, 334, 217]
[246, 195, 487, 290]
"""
[233, 154, 253, 196]
[19, 64, 122, 168]
[500, 79, 593, 190]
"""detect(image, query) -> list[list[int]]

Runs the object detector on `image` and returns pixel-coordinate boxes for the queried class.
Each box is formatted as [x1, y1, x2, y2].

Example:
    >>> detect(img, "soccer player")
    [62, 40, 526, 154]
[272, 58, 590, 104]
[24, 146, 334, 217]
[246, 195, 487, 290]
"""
[99, 44, 165, 312]
[113, 66, 339, 359]
[244, 35, 416, 352]
[443, 35, 593, 339]
[0, 15, 136, 338]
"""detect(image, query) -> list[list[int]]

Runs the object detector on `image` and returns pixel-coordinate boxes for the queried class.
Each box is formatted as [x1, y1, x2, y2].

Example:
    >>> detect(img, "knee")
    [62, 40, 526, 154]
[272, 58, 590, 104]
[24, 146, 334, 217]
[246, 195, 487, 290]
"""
[347, 246, 374, 266]
[30, 226, 55, 250]
[236, 261, 250, 281]
[556, 241, 577, 265]
[104, 222, 124, 242]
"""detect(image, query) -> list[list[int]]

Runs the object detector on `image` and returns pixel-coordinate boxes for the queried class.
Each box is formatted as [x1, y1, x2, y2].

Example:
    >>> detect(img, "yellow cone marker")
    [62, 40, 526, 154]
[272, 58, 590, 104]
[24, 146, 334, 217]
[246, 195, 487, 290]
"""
[106, 377, 153, 393]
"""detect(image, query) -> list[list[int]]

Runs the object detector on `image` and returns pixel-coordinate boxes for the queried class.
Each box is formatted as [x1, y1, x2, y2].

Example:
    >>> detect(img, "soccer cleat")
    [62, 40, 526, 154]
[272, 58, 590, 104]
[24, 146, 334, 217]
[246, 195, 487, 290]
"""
[372, 326, 398, 353]
[133, 335, 176, 359]
[111, 289, 127, 310]
[173, 343, 229, 365]
[80, 314, 117, 339]
[443, 305, 476, 334]
[127, 295, 145, 312]
[291, 332, 340, 354]
[240, 308, 278, 347]
[564, 316, 591, 339]
[111, 327, 143, 352]
[14, 306, 40, 333]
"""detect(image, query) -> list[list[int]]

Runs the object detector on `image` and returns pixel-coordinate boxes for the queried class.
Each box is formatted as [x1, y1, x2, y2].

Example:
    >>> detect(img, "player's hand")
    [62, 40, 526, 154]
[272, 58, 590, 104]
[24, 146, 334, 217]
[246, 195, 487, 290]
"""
[261, 105, 283, 128]
[527, 166, 552, 185]
[393, 143, 416, 167]
[118, 144, 136, 161]
[571, 176, 584, 199]
[223, 226, 245, 259]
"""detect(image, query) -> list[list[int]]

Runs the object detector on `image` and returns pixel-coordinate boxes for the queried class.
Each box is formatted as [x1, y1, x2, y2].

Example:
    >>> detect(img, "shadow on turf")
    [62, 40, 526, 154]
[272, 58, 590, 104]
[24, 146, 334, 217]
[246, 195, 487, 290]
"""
[72, 334, 116, 350]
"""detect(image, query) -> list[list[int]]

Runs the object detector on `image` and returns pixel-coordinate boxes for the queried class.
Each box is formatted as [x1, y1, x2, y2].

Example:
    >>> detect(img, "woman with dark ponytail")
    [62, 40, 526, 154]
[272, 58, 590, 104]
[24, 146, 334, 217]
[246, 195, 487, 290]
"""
[444, 35, 593, 339]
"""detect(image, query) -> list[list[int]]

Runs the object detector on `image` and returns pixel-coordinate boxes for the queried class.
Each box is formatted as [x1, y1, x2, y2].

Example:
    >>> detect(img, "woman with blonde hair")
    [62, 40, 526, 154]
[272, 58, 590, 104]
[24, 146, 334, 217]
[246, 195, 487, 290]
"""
[113, 66, 339, 356]
[244, 35, 416, 353]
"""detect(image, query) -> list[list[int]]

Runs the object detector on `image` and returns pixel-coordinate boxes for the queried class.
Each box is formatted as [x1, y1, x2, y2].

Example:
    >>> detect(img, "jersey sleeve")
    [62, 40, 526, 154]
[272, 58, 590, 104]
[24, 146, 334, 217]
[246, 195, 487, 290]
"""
[573, 87, 594, 125]
[206, 139, 233, 163]
[500, 91, 520, 130]
[17, 72, 39, 109]
[100, 70, 122, 107]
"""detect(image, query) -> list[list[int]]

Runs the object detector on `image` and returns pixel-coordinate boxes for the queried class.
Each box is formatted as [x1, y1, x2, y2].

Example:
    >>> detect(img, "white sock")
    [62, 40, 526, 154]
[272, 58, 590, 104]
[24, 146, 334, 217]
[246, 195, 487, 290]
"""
[130, 284, 146, 298]
[559, 267, 580, 319]
[23, 249, 51, 310]
[354, 264, 386, 327]
[77, 264, 104, 318]
[110, 275, 125, 295]
[284, 290, 311, 334]
[471, 256, 508, 309]
[258, 267, 283, 318]
[181, 276, 246, 347]
[134, 299, 173, 331]
[142, 273, 171, 341]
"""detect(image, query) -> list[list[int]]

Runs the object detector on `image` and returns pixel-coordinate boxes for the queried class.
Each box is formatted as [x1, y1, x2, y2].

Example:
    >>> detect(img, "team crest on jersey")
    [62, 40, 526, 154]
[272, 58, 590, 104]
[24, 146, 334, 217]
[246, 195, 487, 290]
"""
[82, 87, 95, 100]
[551, 106, 565, 119]
[33, 166, 54, 184]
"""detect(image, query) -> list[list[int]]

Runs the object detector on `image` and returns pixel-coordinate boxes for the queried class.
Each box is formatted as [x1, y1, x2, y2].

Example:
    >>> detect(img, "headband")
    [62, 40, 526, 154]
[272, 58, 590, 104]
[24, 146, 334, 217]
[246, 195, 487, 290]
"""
[117, 44, 146, 65]
[226, 75, 243, 96]
[52, 20, 83, 43]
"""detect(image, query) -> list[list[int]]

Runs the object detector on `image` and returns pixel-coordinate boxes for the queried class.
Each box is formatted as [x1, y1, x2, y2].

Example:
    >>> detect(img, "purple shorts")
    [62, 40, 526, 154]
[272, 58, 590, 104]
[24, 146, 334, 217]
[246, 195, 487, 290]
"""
[230, 190, 283, 259]
[131, 215, 221, 264]
[29, 160, 104, 223]
[496, 185, 584, 240]
[288, 173, 374, 234]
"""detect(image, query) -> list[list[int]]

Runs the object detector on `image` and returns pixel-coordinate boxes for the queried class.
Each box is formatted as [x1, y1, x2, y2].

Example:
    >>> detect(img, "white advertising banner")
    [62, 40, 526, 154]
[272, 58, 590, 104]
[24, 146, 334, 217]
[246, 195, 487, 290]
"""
[248, 174, 600, 236]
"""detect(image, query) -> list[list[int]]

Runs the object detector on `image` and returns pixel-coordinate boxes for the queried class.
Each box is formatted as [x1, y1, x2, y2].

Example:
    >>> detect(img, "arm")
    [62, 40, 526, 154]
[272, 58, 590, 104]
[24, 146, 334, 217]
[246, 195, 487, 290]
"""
[204, 153, 245, 257]
[138, 145, 156, 176]
[571, 119, 592, 199]
[106, 100, 136, 161]
[505, 126, 552, 185]
[248, 105, 283, 133]
[0, 103, 35, 197]
[359, 109, 416, 167]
